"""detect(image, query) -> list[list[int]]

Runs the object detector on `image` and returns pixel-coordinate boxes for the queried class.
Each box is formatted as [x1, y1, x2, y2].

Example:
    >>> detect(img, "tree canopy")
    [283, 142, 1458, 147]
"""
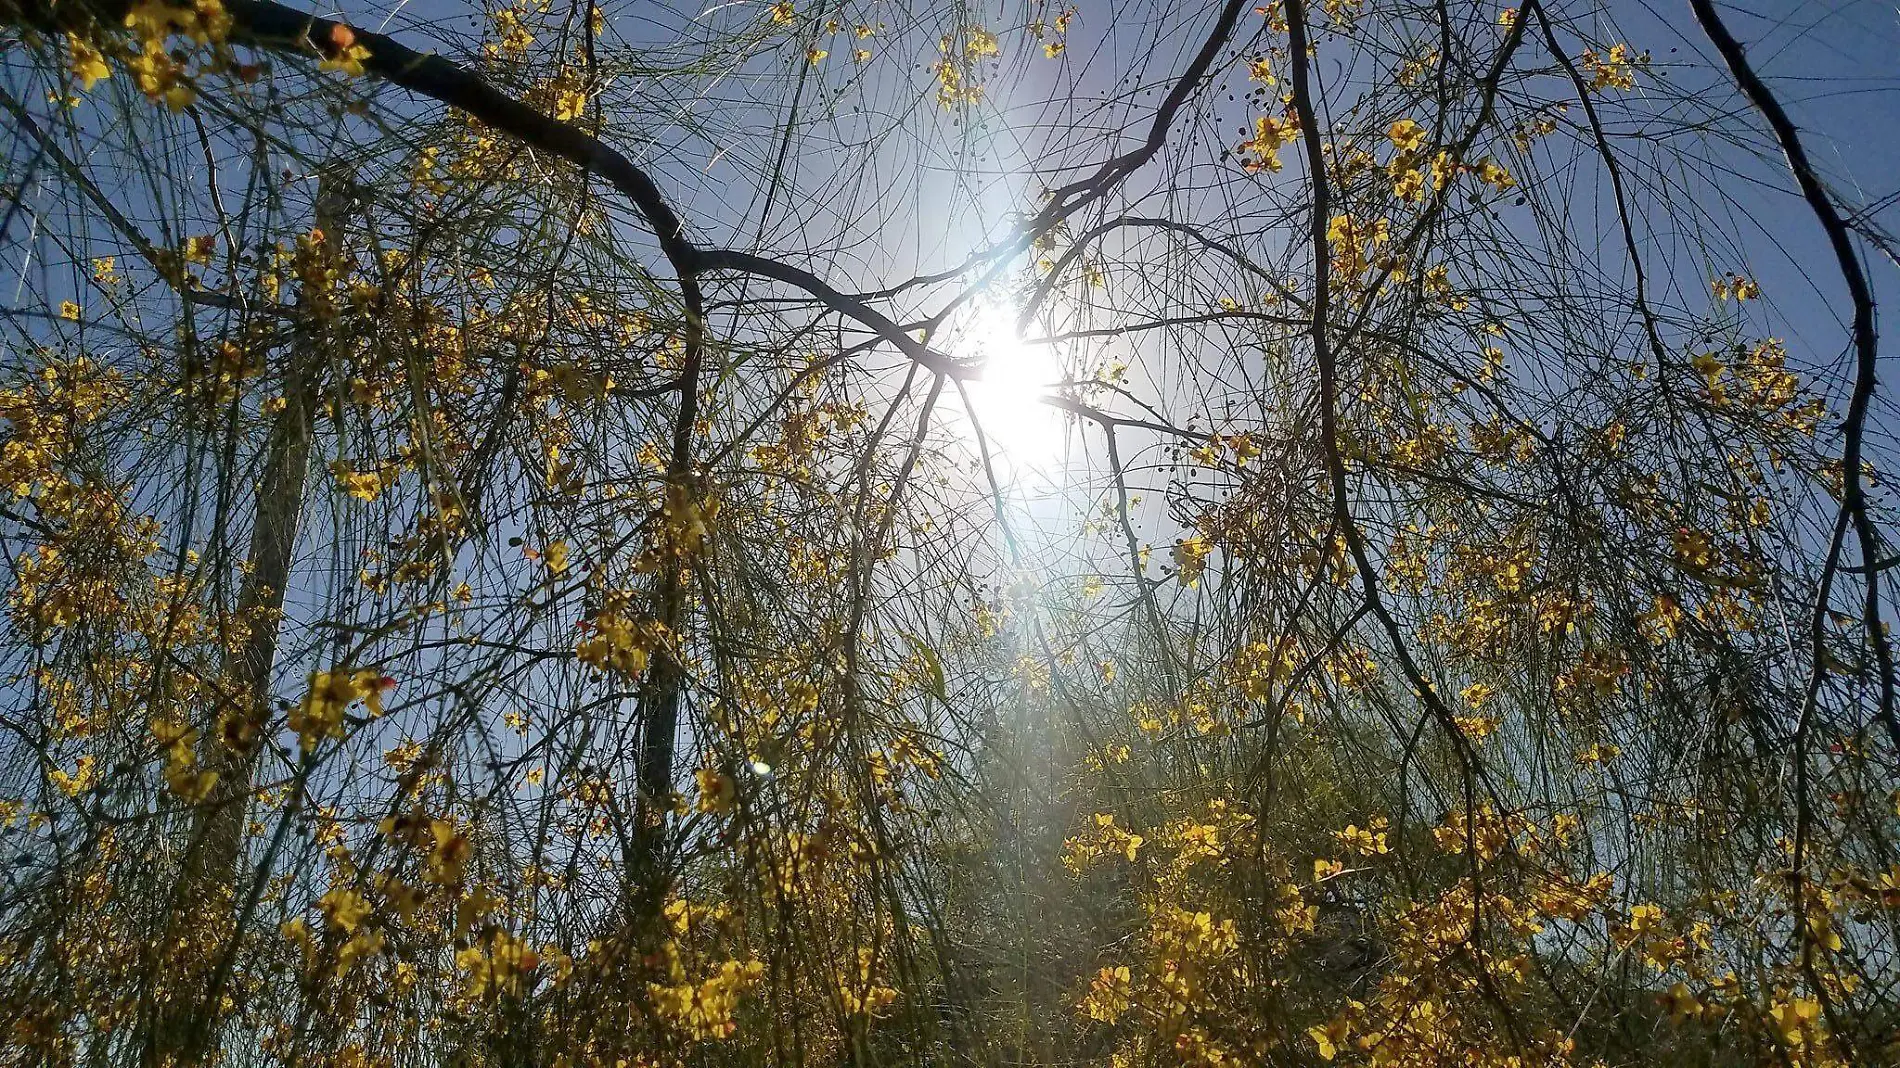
[1, 0, 1898, 1066]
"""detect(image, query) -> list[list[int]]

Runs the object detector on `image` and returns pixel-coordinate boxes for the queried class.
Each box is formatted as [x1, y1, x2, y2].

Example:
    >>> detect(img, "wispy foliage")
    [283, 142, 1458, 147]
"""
[0, 0, 1896, 1066]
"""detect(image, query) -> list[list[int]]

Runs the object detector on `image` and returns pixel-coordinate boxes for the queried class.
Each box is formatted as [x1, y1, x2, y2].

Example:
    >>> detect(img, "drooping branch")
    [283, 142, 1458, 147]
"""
[2, 0, 955, 370]
[1530, 5, 1672, 374]
[1031, 0, 1253, 232]
[1688, 0, 1897, 756]
[1281, 0, 1483, 773]
[690, 249, 963, 376]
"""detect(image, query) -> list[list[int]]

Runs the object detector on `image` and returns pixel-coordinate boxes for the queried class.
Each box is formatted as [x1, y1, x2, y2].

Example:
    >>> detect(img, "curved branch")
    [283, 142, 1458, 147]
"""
[1282, 0, 1490, 786]
[691, 249, 965, 376]
[1689, 0, 1897, 755]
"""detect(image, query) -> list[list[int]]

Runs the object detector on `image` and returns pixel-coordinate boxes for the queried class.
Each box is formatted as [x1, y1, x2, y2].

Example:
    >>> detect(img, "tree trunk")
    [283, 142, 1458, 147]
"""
[146, 174, 348, 1067]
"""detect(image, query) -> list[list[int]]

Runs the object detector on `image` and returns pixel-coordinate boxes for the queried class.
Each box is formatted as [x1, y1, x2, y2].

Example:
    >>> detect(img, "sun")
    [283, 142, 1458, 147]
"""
[957, 302, 1069, 466]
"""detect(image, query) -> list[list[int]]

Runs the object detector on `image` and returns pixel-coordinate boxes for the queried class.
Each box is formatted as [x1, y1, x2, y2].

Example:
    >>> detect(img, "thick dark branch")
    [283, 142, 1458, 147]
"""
[1689, 0, 1897, 753]
[1, 0, 970, 370]
[691, 249, 964, 376]
[1036, 0, 1252, 221]
[847, 0, 1254, 307]
[241, 0, 697, 272]
[1027, 309, 1301, 344]
[1283, 0, 1488, 786]
[1040, 395, 1196, 440]
[1531, 6, 1671, 373]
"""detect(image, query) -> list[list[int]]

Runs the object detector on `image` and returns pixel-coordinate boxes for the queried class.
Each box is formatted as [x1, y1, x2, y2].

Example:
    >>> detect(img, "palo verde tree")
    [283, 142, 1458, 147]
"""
[0, 0, 1897, 1066]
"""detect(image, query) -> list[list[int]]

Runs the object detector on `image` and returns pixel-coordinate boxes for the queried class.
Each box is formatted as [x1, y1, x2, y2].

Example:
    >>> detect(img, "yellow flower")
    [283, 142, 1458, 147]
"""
[124, 0, 229, 45]
[425, 819, 471, 884]
[491, 8, 533, 52]
[576, 612, 652, 676]
[1714, 273, 1760, 301]
[554, 87, 587, 120]
[1582, 42, 1641, 91]
[1769, 996, 1820, 1046]
[1656, 982, 1702, 1024]
[124, 0, 186, 39]
[1672, 527, 1715, 570]
[1080, 965, 1132, 1022]
[290, 668, 391, 752]
[1173, 534, 1211, 586]
[127, 38, 195, 110]
[649, 958, 763, 1038]
[50, 755, 96, 796]
[58, 301, 81, 321]
[331, 460, 391, 502]
[1335, 823, 1388, 855]
[1627, 902, 1664, 934]
[1387, 117, 1426, 153]
[67, 35, 110, 90]
[183, 234, 217, 265]
[1477, 157, 1515, 190]
[1307, 1017, 1349, 1060]
[319, 886, 371, 935]
[1237, 113, 1298, 173]
[459, 930, 543, 997]
[1392, 165, 1424, 202]
[695, 767, 735, 813]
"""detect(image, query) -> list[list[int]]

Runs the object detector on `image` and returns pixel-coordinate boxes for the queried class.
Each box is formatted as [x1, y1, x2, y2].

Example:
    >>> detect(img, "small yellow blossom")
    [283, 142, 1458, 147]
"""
[68, 35, 110, 90]
[1387, 117, 1426, 152]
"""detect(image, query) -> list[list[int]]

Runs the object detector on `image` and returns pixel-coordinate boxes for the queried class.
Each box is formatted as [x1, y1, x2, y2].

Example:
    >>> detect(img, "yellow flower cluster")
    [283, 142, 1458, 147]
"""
[1581, 42, 1645, 91]
[117, 0, 233, 109]
[456, 930, 542, 998]
[647, 955, 764, 1039]
[289, 669, 390, 753]
[1063, 812, 1144, 872]
[152, 716, 219, 801]
[575, 612, 654, 676]
[1236, 113, 1300, 174]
